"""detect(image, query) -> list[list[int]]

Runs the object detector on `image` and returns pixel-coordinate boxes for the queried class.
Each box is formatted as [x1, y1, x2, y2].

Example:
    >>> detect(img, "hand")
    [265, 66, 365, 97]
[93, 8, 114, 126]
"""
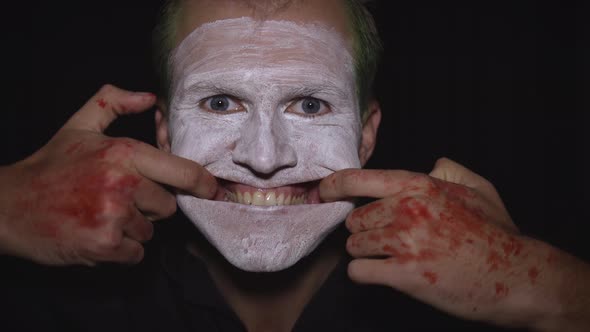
[320, 158, 576, 329]
[0, 84, 217, 266]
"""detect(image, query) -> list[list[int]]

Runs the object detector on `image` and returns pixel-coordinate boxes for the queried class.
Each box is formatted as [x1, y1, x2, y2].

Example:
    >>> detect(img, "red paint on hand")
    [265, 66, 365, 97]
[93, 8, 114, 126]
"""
[65, 141, 84, 155]
[351, 201, 386, 221]
[429, 178, 477, 200]
[494, 282, 509, 297]
[398, 197, 433, 220]
[97, 98, 108, 108]
[368, 232, 381, 242]
[382, 244, 437, 264]
[37, 170, 140, 229]
[422, 271, 438, 284]
[20, 140, 142, 238]
[97, 139, 137, 160]
[528, 267, 540, 285]
[501, 236, 523, 258]
[486, 249, 511, 272]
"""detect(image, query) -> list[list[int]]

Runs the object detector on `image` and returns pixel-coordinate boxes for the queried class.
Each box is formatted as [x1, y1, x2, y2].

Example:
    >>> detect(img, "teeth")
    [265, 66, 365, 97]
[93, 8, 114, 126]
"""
[277, 193, 285, 205]
[252, 192, 265, 205]
[266, 192, 276, 206]
[225, 190, 307, 206]
[225, 192, 236, 202]
[243, 192, 252, 205]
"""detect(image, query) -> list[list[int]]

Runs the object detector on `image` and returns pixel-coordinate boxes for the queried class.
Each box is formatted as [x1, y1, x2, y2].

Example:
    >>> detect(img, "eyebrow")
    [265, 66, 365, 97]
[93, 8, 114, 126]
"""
[286, 85, 350, 100]
[182, 77, 350, 101]
[183, 81, 245, 99]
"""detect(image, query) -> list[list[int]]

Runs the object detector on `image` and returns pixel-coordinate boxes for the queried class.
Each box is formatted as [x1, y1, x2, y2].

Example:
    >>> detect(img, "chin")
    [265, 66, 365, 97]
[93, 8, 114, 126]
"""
[177, 178, 353, 272]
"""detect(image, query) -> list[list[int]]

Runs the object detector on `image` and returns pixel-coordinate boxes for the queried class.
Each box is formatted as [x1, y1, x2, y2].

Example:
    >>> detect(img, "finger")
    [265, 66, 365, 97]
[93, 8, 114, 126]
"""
[98, 237, 145, 264]
[346, 194, 436, 233]
[346, 198, 394, 233]
[320, 169, 427, 202]
[346, 230, 396, 258]
[348, 258, 408, 288]
[134, 178, 177, 220]
[122, 209, 154, 243]
[132, 143, 218, 199]
[348, 259, 427, 294]
[62, 84, 156, 133]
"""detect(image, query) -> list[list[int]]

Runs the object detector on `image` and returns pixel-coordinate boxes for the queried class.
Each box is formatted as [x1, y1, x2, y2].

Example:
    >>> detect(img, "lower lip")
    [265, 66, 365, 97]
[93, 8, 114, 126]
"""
[198, 200, 332, 217]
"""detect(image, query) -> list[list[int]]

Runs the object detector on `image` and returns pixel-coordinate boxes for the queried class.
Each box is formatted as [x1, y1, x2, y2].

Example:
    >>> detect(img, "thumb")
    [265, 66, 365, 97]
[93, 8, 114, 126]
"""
[429, 157, 485, 188]
[62, 84, 156, 133]
[429, 157, 507, 213]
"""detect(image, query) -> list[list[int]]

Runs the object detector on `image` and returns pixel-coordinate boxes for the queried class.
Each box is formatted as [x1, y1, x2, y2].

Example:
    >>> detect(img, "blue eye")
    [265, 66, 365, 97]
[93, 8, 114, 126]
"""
[286, 97, 331, 117]
[200, 95, 244, 114]
[301, 98, 321, 114]
[210, 96, 230, 111]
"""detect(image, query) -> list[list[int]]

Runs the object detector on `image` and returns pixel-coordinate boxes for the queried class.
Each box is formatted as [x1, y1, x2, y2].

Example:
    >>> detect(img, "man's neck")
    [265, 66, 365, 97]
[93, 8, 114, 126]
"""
[187, 227, 347, 332]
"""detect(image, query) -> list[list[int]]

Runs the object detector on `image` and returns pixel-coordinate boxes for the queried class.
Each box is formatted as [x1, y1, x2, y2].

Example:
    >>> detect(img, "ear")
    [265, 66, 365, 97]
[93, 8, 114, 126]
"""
[155, 98, 171, 152]
[359, 99, 381, 166]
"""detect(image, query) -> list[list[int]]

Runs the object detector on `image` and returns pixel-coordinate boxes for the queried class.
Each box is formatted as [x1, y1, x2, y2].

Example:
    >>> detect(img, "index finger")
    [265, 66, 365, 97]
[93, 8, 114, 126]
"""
[132, 143, 217, 199]
[62, 84, 156, 133]
[320, 169, 426, 202]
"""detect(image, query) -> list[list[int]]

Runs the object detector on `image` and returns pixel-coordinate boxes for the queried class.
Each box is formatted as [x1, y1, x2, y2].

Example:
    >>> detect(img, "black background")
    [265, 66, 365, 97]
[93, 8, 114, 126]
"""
[7, 0, 589, 263]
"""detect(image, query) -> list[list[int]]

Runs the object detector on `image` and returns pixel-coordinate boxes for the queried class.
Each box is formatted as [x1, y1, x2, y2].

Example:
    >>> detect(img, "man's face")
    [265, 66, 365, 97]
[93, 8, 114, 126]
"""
[161, 0, 369, 271]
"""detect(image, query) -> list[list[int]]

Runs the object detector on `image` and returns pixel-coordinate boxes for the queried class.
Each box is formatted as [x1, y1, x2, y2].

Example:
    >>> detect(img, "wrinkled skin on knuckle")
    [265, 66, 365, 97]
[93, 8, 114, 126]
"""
[97, 191, 131, 219]
[98, 83, 116, 96]
[339, 169, 364, 189]
[94, 138, 138, 165]
[129, 246, 145, 263]
[346, 261, 363, 282]
[162, 196, 178, 218]
[179, 164, 202, 190]
[346, 234, 360, 253]
[395, 194, 438, 223]
[344, 215, 355, 232]
[44, 241, 77, 265]
[143, 223, 155, 241]
[400, 174, 438, 197]
[92, 228, 123, 254]
[414, 174, 436, 189]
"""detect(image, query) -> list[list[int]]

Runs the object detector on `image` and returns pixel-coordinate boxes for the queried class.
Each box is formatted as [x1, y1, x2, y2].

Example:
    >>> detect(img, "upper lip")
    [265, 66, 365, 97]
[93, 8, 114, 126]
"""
[204, 164, 332, 189]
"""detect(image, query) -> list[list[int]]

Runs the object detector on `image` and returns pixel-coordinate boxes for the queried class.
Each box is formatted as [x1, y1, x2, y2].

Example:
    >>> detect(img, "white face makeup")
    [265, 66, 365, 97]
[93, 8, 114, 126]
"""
[168, 17, 362, 272]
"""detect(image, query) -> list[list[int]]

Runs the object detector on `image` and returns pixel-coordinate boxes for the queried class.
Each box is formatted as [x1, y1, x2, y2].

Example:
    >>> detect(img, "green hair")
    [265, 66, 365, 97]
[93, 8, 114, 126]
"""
[152, 0, 182, 101]
[344, 0, 382, 118]
[152, 0, 382, 116]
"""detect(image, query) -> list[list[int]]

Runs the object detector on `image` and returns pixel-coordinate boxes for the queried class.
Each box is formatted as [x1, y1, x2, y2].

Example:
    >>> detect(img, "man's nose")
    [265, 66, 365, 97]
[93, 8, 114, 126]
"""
[232, 113, 297, 175]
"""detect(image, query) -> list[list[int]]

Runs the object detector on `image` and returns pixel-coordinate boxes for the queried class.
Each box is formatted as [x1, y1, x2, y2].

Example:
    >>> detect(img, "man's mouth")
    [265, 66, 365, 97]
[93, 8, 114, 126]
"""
[214, 179, 321, 206]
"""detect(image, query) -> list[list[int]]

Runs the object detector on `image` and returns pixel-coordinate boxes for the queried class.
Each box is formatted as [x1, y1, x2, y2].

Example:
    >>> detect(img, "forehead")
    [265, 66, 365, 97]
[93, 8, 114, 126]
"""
[174, 0, 353, 49]
[170, 18, 356, 101]
[171, 17, 354, 75]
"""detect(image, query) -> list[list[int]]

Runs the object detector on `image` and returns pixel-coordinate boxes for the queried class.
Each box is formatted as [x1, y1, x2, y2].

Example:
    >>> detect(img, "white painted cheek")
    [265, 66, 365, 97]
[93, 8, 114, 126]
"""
[290, 112, 362, 173]
[314, 129, 361, 169]
[168, 109, 239, 167]
[232, 109, 297, 174]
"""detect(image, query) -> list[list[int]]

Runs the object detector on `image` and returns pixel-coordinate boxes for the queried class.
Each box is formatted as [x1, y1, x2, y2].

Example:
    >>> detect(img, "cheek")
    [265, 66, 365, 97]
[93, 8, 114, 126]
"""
[293, 123, 362, 169]
[168, 113, 240, 164]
